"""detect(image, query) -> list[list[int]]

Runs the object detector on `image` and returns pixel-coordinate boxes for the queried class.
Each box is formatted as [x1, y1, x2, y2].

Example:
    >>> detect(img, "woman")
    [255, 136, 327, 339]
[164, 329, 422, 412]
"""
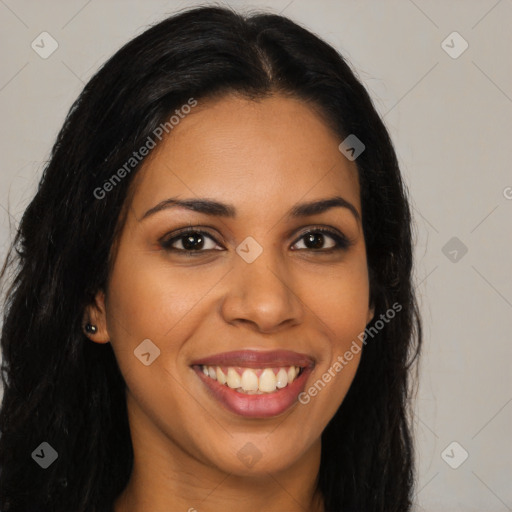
[0, 6, 422, 512]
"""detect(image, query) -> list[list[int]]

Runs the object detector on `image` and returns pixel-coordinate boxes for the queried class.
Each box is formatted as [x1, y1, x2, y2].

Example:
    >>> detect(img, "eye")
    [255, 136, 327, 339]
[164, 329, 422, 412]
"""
[291, 227, 351, 252]
[160, 226, 352, 256]
[160, 229, 222, 254]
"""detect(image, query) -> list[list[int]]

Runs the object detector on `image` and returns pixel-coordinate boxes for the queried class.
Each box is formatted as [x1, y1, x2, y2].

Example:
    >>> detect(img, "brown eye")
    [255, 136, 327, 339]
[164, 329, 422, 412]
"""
[160, 226, 351, 256]
[291, 228, 351, 252]
[161, 230, 221, 253]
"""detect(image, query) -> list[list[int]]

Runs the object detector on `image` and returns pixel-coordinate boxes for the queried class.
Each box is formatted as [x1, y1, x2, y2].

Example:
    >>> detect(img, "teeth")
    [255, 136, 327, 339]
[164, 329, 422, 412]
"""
[241, 369, 259, 391]
[200, 364, 302, 394]
[259, 368, 277, 392]
[276, 368, 288, 389]
[226, 368, 241, 389]
[216, 367, 226, 385]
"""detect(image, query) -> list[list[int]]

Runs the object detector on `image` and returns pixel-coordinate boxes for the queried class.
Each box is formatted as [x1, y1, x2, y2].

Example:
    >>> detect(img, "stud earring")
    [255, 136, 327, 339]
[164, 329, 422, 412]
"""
[85, 323, 98, 334]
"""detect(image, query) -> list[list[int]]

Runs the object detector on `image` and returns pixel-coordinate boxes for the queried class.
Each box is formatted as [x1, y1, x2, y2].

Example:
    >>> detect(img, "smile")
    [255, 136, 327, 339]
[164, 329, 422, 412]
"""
[200, 365, 304, 394]
[191, 350, 314, 418]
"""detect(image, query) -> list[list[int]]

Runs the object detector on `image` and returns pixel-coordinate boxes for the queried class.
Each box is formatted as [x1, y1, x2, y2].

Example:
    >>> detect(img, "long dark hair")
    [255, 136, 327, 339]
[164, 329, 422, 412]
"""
[0, 6, 422, 512]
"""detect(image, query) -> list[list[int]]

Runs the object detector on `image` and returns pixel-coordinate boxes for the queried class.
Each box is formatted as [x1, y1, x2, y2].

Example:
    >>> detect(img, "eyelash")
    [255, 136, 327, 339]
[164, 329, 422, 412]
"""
[160, 226, 352, 256]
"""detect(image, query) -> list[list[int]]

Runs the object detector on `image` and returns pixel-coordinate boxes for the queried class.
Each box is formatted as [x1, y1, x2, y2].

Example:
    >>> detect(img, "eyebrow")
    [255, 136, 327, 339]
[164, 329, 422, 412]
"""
[141, 195, 360, 223]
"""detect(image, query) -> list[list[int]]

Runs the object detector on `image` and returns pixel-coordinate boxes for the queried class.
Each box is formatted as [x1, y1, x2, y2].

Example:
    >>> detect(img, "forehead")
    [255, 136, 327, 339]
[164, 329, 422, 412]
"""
[130, 94, 361, 218]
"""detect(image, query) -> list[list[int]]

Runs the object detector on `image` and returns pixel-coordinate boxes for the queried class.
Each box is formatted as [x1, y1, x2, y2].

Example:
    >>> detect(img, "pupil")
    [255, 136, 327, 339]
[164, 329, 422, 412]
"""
[306, 233, 323, 249]
[183, 233, 203, 250]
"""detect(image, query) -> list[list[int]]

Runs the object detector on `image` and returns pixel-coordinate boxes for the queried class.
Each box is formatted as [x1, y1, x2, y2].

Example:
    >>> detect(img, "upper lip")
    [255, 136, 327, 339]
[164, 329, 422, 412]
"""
[191, 349, 315, 369]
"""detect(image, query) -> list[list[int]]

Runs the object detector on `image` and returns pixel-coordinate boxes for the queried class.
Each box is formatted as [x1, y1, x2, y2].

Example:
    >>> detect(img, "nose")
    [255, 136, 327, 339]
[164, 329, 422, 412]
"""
[220, 247, 304, 334]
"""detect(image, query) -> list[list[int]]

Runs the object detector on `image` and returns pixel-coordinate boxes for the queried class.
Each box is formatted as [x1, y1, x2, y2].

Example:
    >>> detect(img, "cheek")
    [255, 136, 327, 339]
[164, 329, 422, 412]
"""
[296, 255, 369, 419]
[103, 254, 205, 441]
[304, 254, 371, 346]
[105, 249, 222, 343]
[103, 249, 227, 411]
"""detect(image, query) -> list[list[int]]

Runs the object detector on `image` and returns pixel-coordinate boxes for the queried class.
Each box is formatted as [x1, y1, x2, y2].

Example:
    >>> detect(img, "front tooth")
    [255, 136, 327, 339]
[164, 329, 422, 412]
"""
[202, 365, 209, 376]
[276, 368, 288, 389]
[216, 367, 226, 385]
[287, 366, 297, 383]
[259, 368, 277, 392]
[227, 368, 241, 389]
[208, 366, 217, 380]
[241, 369, 258, 391]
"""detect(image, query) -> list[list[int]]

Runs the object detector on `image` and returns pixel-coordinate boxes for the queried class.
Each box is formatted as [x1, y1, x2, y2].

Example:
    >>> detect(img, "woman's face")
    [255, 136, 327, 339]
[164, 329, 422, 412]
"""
[90, 93, 373, 477]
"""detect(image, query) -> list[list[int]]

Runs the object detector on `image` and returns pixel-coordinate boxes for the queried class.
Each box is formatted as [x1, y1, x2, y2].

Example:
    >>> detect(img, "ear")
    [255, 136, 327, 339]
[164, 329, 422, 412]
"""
[83, 290, 110, 344]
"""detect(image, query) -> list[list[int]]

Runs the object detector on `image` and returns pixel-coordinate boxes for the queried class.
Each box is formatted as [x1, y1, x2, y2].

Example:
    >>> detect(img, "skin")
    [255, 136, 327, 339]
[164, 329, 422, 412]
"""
[85, 93, 374, 512]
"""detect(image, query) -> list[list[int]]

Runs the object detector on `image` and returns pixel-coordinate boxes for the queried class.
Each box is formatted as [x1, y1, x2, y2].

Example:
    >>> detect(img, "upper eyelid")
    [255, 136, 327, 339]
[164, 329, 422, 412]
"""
[161, 225, 348, 248]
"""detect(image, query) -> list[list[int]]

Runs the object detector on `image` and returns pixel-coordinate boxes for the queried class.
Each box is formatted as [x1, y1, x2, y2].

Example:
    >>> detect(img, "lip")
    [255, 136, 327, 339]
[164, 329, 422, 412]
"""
[191, 349, 315, 369]
[191, 350, 315, 418]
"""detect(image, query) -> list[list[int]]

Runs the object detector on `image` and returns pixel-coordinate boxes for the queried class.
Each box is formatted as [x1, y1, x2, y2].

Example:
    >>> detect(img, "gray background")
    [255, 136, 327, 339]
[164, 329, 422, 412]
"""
[1, 1, 511, 510]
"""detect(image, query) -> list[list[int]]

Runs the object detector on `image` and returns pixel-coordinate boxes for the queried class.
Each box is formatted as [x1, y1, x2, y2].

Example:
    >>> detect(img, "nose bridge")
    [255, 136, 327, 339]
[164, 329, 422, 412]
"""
[220, 237, 303, 331]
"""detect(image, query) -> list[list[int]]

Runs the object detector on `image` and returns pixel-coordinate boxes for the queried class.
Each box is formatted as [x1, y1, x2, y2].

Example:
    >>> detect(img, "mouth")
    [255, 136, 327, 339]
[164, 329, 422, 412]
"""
[191, 350, 314, 418]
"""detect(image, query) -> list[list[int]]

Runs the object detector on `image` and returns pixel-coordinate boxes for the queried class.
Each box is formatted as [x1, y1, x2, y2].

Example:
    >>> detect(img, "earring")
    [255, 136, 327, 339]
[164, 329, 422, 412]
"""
[85, 323, 98, 334]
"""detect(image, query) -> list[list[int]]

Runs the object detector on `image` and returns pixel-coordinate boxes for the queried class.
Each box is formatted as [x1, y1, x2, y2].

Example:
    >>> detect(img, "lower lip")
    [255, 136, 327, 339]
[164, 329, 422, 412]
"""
[193, 366, 312, 418]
